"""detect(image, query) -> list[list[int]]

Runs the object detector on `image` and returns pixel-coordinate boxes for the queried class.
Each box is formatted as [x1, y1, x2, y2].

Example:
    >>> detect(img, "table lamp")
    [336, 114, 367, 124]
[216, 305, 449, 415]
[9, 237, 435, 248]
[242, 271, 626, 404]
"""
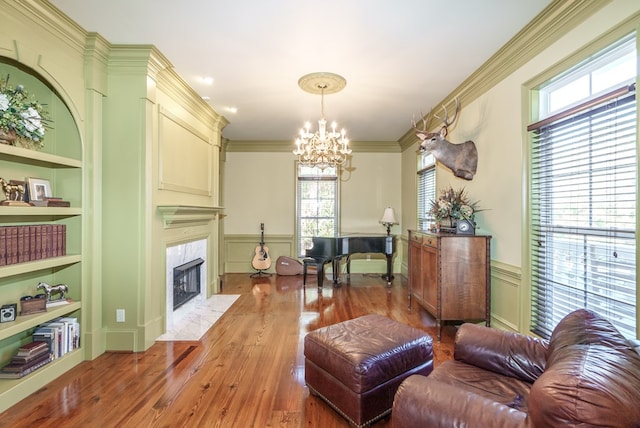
[379, 207, 398, 236]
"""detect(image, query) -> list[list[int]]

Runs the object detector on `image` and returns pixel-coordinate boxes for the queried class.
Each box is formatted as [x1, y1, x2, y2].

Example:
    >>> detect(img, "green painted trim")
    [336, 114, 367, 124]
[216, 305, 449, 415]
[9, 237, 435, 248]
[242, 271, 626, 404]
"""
[520, 10, 640, 337]
[491, 259, 522, 284]
[398, 0, 612, 150]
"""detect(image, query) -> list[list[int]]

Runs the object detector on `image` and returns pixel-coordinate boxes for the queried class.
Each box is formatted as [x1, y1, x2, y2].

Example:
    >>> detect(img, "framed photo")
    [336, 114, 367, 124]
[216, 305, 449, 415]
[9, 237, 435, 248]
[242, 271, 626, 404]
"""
[27, 178, 52, 202]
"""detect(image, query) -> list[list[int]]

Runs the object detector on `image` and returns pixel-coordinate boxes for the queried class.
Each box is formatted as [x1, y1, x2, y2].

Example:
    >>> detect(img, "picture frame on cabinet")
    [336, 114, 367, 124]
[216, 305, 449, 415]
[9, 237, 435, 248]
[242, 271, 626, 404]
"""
[27, 178, 52, 202]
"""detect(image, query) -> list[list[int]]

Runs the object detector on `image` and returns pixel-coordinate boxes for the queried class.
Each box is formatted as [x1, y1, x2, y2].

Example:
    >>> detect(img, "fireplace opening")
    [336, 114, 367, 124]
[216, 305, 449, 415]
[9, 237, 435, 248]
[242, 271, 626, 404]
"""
[173, 258, 204, 310]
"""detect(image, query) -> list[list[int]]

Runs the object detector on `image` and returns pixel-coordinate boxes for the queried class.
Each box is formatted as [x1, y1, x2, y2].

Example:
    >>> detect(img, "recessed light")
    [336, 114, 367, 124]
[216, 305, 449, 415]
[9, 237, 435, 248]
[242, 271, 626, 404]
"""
[200, 76, 214, 85]
[202, 96, 211, 101]
[225, 107, 238, 114]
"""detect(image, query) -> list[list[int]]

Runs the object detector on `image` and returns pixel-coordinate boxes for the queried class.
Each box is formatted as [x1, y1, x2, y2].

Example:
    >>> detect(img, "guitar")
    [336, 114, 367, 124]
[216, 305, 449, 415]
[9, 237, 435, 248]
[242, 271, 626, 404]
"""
[251, 223, 272, 271]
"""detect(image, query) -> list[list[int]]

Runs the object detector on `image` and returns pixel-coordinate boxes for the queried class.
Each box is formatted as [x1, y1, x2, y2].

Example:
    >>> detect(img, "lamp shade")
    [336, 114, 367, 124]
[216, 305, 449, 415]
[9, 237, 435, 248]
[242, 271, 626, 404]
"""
[379, 207, 398, 225]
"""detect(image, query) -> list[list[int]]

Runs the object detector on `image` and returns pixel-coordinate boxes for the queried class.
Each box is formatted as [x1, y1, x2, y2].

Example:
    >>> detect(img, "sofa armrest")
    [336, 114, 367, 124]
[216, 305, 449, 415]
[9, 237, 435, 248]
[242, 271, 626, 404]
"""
[392, 375, 530, 428]
[454, 323, 548, 383]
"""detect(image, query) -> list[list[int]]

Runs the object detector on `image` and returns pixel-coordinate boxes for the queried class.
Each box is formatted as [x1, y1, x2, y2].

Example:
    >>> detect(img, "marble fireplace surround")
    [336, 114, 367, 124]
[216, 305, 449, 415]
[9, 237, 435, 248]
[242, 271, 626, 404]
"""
[158, 205, 222, 335]
[165, 238, 207, 332]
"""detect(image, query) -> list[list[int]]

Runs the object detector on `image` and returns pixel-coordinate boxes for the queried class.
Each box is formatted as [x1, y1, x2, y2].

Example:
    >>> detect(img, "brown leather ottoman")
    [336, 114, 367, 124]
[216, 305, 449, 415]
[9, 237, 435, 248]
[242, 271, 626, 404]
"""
[304, 314, 433, 428]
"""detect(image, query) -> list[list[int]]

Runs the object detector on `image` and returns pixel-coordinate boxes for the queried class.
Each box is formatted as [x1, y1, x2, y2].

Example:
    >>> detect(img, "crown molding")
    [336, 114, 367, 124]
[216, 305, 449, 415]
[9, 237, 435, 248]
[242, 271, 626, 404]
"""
[398, 0, 612, 151]
[226, 140, 400, 153]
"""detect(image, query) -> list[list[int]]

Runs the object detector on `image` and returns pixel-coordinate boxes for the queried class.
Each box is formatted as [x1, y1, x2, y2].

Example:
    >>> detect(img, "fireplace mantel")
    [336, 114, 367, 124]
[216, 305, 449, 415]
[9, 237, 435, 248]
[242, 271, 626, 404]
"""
[157, 205, 224, 228]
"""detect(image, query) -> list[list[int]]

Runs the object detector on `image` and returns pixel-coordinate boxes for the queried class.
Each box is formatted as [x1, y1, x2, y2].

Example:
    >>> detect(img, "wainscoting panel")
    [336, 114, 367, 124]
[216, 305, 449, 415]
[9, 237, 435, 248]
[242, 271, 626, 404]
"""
[490, 260, 522, 332]
[224, 234, 295, 273]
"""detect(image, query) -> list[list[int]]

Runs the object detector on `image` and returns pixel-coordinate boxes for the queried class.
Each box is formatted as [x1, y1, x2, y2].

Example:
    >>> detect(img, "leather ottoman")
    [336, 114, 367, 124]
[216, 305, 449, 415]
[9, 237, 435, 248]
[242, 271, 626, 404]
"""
[304, 314, 433, 428]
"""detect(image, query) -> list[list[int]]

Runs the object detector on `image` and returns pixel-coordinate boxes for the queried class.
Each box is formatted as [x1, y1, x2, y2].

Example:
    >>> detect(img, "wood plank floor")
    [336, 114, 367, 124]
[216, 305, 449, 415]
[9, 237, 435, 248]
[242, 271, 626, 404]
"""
[0, 273, 456, 428]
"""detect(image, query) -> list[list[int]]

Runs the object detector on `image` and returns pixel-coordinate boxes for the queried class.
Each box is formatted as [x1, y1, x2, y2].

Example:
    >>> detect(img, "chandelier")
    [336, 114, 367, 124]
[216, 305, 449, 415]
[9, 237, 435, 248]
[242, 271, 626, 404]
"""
[293, 72, 351, 170]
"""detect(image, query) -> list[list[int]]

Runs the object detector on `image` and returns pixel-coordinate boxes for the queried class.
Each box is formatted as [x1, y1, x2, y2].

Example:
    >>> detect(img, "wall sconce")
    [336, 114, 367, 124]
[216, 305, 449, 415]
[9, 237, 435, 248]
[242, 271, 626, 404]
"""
[379, 207, 398, 236]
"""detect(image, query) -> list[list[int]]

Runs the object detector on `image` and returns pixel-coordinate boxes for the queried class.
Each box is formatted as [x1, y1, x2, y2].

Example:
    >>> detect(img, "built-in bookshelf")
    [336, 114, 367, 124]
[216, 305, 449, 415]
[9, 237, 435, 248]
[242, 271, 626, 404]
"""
[0, 142, 83, 412]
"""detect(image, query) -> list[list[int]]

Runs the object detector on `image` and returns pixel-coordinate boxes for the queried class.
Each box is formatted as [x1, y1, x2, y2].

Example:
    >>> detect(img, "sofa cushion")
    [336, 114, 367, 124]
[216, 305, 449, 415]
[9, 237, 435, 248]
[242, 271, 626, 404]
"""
[529, 309, 640, 427]
[428, 360, 533, 412]
[455, 322, 548, 383]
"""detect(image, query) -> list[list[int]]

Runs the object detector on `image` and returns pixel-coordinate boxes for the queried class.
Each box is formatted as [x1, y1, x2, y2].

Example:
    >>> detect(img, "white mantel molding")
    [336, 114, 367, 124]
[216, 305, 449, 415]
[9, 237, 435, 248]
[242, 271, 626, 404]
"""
[157, 205, 224, 229]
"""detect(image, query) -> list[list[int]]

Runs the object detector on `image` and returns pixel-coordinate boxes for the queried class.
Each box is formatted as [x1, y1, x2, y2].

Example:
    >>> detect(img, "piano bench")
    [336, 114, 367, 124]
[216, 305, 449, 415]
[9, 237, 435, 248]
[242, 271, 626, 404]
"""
[304, 314, 434, 428]
[302, 257, 326, 286]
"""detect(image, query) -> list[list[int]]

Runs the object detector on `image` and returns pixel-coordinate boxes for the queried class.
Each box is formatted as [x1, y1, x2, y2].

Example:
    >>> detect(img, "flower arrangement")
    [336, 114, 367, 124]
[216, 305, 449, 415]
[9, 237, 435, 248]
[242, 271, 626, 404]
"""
[0, 75, 49, 149]
[428, 186, 481, 224]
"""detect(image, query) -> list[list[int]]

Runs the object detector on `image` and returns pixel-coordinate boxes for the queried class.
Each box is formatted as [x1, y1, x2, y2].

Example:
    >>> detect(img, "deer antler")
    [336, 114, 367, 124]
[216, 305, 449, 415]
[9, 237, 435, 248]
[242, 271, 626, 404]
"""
[411, 109, 433, 139]
[434, 97, 460, 129]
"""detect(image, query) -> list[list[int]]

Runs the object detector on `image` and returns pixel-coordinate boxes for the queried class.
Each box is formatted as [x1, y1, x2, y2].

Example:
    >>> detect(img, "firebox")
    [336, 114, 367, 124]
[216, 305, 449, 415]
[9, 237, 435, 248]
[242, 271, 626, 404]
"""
[173, 258, 204, 310]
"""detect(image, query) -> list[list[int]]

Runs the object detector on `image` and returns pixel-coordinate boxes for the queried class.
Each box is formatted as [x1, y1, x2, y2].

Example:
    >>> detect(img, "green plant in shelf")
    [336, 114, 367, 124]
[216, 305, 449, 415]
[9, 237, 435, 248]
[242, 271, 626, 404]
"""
[0, 74, 50, 149]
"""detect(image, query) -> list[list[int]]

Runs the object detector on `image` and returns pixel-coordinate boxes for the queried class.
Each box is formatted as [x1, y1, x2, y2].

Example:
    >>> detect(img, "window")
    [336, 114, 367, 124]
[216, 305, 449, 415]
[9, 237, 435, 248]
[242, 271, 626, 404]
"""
[417, 153, 436, 230]
[296, 164, 338, 257]
[527, 34, 637, 338]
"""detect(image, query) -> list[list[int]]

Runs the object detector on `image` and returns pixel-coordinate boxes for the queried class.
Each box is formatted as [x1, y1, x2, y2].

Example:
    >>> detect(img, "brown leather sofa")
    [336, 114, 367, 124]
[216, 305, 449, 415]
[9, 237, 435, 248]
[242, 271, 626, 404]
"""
[392, 309, 640, 427]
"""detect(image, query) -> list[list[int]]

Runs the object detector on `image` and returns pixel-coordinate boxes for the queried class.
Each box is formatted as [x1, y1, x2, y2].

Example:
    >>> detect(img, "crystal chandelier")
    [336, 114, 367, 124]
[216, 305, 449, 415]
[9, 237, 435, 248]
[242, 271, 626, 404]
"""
[293, 72, 351, 170]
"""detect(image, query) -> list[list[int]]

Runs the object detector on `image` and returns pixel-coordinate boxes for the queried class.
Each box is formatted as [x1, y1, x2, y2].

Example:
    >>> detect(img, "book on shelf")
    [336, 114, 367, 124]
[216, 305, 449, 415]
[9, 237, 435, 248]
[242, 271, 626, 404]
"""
[15, 341, 49, 357]
[33, 317, 80, 359]
[0, 227, 5, 266]
[0, 224, 67, 266]
[29, 197, 71, 207]
[0, 354, 53, 379]
[3, 351, 51, 372]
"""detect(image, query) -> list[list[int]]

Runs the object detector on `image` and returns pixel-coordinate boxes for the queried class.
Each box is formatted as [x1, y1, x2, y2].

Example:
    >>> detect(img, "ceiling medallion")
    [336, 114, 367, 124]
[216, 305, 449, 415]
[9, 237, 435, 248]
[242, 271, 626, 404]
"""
[293, 72, 351, 170]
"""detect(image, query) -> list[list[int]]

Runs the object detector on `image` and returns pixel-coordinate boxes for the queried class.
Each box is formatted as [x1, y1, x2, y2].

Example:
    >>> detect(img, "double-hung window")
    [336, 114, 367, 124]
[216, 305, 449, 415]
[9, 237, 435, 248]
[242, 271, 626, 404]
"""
[527, 34, 637, 338]
[296, 164, 338, 257]
[417, 153, 436, 230]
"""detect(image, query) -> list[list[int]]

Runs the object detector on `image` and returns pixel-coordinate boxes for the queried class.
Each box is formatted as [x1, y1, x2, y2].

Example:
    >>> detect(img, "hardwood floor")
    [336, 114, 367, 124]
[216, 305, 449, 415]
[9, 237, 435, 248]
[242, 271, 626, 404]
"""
[0, 273, 456, 428]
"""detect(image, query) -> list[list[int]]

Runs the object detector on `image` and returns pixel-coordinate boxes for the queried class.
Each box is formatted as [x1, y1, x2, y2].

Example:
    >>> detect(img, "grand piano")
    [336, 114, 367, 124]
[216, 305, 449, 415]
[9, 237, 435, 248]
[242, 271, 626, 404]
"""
[304, 234, 396, 288]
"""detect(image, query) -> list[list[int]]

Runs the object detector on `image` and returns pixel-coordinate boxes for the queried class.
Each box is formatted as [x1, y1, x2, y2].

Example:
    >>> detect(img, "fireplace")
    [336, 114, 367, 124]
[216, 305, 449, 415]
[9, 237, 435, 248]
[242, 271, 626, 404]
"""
[173, 258, 204, 310]
[165, 239, 208, 333]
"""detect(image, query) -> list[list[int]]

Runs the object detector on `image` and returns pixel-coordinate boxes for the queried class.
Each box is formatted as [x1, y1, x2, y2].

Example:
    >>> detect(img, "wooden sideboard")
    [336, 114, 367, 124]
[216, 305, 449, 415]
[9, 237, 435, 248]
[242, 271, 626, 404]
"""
[408, 230, 491, 340]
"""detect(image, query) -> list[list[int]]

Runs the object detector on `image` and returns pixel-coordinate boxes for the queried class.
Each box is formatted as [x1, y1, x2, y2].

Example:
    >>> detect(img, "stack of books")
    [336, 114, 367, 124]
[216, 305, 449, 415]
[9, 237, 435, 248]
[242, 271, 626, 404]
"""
[33, 316, 80, 359]
[29, 197, 71, 207]
[0, 341, 53, 379]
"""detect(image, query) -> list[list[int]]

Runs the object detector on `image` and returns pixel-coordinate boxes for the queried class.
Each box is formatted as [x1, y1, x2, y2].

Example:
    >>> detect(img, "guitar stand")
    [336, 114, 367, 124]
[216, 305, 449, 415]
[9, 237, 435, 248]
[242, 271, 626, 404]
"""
[250, 270, 272, 277]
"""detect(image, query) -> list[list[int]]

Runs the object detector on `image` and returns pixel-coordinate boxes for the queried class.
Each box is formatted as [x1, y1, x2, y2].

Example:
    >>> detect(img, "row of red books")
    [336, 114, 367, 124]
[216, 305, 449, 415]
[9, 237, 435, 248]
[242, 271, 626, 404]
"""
[0, 224, 67, 267]
[0, 341, 53, 379]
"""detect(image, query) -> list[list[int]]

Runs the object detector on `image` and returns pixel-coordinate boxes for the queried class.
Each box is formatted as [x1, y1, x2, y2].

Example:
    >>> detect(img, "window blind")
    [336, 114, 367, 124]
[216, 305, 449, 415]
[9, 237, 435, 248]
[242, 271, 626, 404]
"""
[528, 85, 637, 338]
[417, 165, 436, 230]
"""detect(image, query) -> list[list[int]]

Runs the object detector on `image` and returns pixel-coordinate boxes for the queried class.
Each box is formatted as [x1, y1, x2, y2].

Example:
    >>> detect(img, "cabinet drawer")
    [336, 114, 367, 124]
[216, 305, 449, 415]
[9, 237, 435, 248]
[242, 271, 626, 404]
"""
[422, 235, 437, 248]
[410, 233, 423, 243]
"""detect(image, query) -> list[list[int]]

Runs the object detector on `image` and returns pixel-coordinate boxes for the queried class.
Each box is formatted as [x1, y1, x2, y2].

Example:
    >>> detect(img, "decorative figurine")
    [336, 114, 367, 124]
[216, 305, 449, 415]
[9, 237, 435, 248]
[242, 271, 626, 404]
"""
[0, 177, 28, 205]
[36, 281, 69, 302]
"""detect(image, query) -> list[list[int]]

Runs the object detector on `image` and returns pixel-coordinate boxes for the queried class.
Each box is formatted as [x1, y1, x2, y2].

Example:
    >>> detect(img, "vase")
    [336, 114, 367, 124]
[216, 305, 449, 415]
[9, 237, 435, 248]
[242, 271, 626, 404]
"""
[0, 129, 17, 145]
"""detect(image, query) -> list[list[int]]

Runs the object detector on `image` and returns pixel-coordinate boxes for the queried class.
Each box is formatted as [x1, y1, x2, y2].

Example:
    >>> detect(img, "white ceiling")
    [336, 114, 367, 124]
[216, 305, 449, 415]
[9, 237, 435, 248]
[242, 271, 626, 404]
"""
[49, 0, 552, 143]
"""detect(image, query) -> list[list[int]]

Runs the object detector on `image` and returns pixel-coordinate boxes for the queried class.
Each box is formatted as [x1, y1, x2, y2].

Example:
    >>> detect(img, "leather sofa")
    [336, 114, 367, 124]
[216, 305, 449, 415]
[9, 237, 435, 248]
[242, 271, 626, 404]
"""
[392, 309, 640, 427]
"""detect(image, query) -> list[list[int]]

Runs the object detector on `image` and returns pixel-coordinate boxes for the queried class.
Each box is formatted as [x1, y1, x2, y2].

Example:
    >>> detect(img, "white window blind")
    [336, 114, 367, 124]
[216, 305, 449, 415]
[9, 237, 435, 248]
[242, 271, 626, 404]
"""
[528, 84, 637, 338]
[417, 153, 436, 230]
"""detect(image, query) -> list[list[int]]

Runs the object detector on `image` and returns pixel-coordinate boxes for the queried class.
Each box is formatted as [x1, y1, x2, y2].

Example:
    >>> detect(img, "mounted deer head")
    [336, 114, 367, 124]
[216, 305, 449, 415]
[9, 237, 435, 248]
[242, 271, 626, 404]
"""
[412, 98, 478, 180]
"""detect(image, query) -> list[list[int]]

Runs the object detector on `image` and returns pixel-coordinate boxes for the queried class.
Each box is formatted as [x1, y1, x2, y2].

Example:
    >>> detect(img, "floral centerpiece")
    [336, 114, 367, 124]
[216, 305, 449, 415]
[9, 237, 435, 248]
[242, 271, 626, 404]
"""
[428, 186, 481, 228]
[0, 75, 49, 149]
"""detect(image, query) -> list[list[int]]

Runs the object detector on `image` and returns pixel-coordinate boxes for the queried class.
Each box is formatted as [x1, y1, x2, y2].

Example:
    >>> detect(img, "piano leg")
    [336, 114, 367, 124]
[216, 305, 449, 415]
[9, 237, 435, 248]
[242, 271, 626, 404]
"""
[382, 254, 394, 287]
[316, 263, 325, 289]
[331, 257, 343, 287]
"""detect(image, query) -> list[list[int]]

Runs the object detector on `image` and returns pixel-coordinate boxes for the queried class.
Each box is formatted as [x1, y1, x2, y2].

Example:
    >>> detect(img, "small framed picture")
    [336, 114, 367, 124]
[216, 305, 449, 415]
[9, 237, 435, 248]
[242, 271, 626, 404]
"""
[27, 178, 52, 202]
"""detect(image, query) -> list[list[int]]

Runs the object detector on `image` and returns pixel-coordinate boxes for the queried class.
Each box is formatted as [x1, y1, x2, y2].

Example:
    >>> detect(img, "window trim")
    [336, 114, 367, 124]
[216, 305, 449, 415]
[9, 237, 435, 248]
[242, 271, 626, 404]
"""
[523, 29, 639, 338]
[294, 162, 340, 258]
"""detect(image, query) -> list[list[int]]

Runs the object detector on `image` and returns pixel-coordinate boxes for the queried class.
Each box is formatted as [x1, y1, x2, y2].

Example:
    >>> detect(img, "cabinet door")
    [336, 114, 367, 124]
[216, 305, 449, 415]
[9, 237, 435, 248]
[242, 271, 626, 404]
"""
[408, 239, 423, 301]
[421, 244, 438, 315]
[440, 237, 487, 320]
